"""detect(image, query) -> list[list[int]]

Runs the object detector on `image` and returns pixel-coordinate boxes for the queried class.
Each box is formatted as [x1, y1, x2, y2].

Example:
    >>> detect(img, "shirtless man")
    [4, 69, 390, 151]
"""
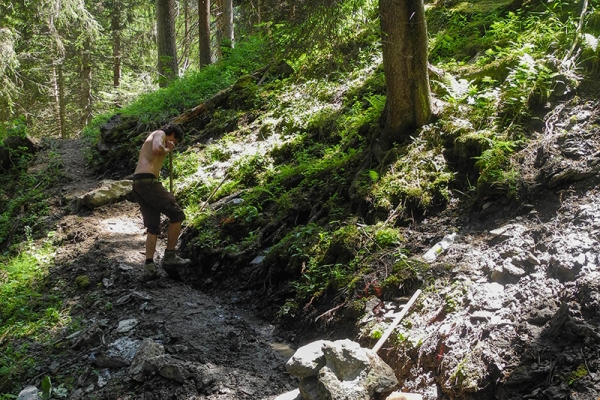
[132, 123, 190, 280]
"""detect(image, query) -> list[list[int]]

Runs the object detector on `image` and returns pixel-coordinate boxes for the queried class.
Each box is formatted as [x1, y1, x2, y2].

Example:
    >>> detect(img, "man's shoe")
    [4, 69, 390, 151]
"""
[162, 251, 191, 267]
[142, 262, 159, 281]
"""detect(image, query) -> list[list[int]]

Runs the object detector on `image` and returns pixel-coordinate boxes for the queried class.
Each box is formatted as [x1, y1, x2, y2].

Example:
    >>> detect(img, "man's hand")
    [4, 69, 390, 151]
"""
[165, 140, 175, 152]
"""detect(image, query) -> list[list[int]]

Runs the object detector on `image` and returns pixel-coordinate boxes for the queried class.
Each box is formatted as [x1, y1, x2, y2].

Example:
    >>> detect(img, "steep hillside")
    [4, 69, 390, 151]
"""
[3, 1, 600, 399]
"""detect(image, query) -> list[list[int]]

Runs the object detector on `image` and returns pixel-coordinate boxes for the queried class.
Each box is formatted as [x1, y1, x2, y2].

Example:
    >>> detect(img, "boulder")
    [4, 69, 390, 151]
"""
[290, 339, 398, 400]
[74, 180, 133, 210]
[286, 340, 332, 378]
[94, 337, 140, 368]
[129, 338, 165, 382]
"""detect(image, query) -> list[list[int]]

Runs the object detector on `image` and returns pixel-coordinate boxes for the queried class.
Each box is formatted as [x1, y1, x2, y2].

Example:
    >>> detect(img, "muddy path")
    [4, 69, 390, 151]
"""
[37, 138, 298, 399]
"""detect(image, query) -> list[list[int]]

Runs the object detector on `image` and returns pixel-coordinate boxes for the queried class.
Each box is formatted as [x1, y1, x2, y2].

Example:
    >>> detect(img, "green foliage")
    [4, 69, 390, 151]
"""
[41, 376, 51, 400]
[567, 364, 588, 385]
[368, 140, 453, 213]
[74, 275, 91, 289]
[273, 0, 379, 77]
[474, 139, 520, 198]
[0, 143, 63, 248]
[0, 238, 70, 395]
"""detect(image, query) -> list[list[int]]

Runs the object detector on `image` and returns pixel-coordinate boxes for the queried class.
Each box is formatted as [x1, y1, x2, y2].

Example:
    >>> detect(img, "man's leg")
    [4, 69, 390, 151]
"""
[146, 233, 158, 259]
[163, 221, 190, 273]
[166, 221, 181, 251]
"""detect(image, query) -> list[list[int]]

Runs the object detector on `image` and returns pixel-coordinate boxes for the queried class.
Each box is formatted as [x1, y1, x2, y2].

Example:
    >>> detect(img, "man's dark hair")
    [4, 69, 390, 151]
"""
[161, 123, 184, 141]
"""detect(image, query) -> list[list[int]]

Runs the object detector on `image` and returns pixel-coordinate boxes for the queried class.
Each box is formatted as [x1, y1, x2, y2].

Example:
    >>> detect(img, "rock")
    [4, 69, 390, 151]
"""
[547, 168, 595, 188]
[71, 322, 103, 350]
[129, 338, 165, 382]
[468, 283, 505, 311]
[273, 388, 303, 400]
[17, 386, 40, 400]
[94, 337, 140, 368]
[116, 318, 138, 333]
[385, 392, 423, 400]
[286, 340, 332, 378]
[298, 376, 322, 400]
[154, 355, 190, 383]
[74, 180, 133, 210]
[318, 339, 398, 400]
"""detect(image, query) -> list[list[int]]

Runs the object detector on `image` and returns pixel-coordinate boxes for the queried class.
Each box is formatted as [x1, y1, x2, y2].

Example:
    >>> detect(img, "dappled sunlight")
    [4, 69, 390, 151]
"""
[100, 218, 141, 235]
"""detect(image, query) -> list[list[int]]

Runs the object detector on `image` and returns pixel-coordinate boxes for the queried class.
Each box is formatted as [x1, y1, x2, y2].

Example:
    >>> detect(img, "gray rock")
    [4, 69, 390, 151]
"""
[94, 337, 140, 368]
[318, 339, 398, 400]
[129, 338, 165, 382]
[71, 322, 103, 350]
[469, 283, 505, 311]
[299, 376, 323, 400]
[116, 318, 138, 333]
[154, 355, 189, 383]
[274, 388, 303, 400]
[286, 340, 332, 378]
[75, 180, 133, 210]
[17, 386, 40, 400]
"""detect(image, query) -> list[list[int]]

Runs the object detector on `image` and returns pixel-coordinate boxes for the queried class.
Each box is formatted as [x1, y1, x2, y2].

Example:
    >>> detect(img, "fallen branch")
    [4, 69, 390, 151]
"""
[372, 289, 422, 353]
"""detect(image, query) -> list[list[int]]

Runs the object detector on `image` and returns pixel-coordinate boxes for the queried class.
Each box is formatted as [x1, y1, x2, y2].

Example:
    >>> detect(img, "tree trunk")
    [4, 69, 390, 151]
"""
[198, 0, 212, 67]
[156, 0, 179, 87]
[53, 60, 67, 138]
[223, 0, 234, 49]
[183, 0, 191, 70]
[378, 0, 431, 150]
[215, 0, 223, 60]
[111, 1, 122, 89]
[81, 38, 93, 127]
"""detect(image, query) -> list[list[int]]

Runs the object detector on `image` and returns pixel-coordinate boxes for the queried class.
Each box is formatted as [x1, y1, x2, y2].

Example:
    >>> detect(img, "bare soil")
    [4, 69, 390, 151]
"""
[27, 138, 298, 399]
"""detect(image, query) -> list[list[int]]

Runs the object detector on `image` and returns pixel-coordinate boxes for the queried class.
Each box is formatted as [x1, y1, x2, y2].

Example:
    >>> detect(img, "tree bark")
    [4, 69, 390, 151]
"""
[111, 1, 122, 89]
[215, 0, 223, 60]
[81, 38, 93, 127]
[223, 0, 234, 49]
[53, 60, 67, 138]
[183, 0, 191, 69]
[198, 0, 212, 67]
[156, 0, 179, 87]
[378, 0, 431, 150]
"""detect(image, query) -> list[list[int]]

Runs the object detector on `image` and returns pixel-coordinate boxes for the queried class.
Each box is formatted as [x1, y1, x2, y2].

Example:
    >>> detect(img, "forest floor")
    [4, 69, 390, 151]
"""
[21, 138, 299, 399]
[13, 81, 600, 400]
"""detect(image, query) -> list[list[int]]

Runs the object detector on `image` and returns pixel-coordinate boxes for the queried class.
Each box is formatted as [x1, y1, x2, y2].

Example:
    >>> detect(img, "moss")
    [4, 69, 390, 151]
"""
[567, 365, 588, 385]
[75, 275, 90, 289]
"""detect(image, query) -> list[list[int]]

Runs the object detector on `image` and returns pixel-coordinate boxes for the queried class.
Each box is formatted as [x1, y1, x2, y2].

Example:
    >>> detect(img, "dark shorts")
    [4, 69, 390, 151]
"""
[132, 174, 185, 235]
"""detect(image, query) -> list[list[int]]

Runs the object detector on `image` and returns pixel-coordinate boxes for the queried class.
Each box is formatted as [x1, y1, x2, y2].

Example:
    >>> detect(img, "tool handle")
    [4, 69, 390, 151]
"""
[169, 151, 173, 193]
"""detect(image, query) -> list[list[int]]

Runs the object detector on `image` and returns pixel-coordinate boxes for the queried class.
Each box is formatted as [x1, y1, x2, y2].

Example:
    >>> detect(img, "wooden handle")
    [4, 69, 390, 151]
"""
[372, 289, 422, 353]
[169, 151, 173, 194]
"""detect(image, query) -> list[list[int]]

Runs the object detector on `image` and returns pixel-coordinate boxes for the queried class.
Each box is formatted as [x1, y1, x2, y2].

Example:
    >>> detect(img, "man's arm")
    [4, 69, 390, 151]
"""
[151, 130, 169, 155]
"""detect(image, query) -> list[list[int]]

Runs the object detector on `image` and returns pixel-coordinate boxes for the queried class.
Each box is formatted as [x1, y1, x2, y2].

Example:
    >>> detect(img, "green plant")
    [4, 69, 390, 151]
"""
[75, 275, 91, 289]
[567, 365, 588, 385]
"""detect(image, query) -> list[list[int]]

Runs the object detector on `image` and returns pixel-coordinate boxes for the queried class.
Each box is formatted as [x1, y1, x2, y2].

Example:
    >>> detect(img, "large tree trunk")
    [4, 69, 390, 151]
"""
[223, 0, 234, 49]
[111, 1, 122, 89]
[215, 0, 223, 60]
[156, 0, 178, 87]
[183, 0, 191, 70]
[198, 0, 212, 67]
[53, 60, 67, 138]
[378, 0, 431, 151]
[80, 38, 93, 127]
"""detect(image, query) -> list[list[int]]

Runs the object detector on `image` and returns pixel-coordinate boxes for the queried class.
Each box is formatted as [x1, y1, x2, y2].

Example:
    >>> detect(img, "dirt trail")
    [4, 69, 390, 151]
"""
[42, 138, 297, 399]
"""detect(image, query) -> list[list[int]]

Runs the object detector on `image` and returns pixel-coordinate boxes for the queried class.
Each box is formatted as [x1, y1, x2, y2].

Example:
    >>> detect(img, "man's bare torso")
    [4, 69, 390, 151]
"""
[134, 130, 168, 178]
